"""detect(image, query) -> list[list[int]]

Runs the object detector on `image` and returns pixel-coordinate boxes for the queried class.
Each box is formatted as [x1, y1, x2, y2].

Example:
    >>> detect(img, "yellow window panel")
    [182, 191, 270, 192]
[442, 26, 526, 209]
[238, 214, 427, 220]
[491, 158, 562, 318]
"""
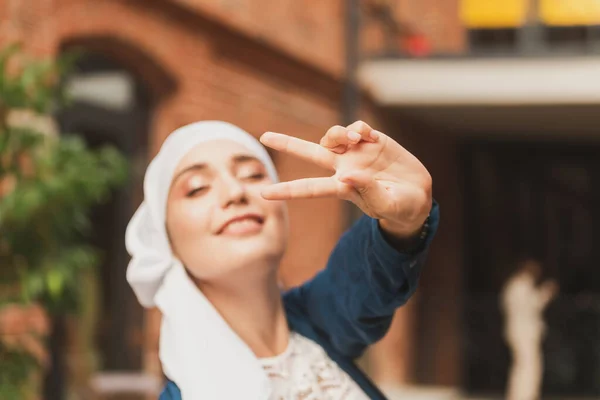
[540, 0, 600, 26]
[461, 0, 528, 28]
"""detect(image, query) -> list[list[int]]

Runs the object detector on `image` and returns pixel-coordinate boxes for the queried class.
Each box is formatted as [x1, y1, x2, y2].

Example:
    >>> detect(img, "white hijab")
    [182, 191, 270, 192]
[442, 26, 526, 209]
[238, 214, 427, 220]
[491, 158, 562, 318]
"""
[125, 121, 279, 399]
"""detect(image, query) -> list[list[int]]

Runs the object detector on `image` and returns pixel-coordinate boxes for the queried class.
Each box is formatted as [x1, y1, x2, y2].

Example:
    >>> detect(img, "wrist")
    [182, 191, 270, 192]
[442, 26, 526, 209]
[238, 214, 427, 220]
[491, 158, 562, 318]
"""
[379, 215, 427, 240]
[379, 215, 430, 253]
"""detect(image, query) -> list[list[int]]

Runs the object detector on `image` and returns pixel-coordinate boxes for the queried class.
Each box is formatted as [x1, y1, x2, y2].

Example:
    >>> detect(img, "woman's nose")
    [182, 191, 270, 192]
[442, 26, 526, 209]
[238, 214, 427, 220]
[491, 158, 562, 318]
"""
[218, 177, 247, 208]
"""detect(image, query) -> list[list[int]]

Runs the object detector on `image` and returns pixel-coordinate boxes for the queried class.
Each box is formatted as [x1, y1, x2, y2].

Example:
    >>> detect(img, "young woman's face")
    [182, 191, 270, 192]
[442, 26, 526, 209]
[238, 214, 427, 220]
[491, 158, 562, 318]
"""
[166, 140, 288, 281]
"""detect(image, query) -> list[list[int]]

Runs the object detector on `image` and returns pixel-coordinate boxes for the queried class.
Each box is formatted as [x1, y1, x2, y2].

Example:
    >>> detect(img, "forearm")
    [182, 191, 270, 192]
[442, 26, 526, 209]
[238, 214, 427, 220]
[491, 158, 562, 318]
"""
[290, 201, 439, 358]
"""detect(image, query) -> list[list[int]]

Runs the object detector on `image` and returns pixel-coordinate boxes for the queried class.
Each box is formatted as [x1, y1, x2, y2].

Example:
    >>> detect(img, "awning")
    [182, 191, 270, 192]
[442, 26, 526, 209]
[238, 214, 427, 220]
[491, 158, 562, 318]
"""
[358, 57, 600, 107]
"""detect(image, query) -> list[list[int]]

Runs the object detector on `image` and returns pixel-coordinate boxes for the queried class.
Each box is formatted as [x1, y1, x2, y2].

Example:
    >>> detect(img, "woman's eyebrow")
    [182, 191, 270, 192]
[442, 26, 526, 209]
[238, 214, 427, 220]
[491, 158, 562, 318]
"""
[172, 163, 207, 184]
[232, 154, 261, 165]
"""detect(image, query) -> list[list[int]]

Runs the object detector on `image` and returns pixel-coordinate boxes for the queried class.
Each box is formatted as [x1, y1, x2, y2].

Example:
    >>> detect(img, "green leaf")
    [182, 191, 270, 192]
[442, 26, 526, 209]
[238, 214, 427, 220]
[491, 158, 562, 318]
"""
[23, 272, 44, 301]
[46, 269, 64, 299]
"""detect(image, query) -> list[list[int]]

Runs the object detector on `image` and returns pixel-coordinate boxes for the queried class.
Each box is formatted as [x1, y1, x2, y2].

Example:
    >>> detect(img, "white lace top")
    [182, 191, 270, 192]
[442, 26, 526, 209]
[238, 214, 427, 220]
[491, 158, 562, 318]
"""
[259, 332, 370, 400]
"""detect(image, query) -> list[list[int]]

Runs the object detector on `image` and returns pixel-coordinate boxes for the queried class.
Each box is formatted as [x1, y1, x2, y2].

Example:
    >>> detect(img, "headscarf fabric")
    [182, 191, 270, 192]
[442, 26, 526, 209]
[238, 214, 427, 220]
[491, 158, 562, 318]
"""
[126, 121, 278, 399]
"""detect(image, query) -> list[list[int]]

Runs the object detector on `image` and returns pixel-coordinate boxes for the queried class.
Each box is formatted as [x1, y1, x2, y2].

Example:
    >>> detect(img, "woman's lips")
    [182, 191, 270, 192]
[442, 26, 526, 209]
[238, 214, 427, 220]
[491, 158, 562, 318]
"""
[218, 214, 264, 236]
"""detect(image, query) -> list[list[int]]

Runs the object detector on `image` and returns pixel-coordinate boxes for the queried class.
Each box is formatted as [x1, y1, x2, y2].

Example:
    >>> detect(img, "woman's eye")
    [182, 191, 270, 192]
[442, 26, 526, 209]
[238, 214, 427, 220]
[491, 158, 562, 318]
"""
[241, 173, 265, 181]
[186, 186, 208, 197]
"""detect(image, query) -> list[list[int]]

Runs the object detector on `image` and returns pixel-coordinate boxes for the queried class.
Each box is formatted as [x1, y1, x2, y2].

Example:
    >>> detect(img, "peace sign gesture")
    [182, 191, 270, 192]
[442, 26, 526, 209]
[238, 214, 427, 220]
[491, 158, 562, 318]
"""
[260, 121, 432, 239]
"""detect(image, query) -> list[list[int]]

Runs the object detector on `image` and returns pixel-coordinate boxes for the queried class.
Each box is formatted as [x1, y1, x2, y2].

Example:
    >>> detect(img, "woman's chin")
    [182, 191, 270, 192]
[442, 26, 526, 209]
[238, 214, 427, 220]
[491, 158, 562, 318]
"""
[227, 237, 284, 261]
[192, 244, 284, 284]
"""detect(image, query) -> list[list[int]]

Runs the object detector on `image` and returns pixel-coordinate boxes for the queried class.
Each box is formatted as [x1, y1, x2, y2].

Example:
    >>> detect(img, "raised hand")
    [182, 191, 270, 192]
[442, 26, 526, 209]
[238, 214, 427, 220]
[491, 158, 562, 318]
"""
[259, 121, 432, 238]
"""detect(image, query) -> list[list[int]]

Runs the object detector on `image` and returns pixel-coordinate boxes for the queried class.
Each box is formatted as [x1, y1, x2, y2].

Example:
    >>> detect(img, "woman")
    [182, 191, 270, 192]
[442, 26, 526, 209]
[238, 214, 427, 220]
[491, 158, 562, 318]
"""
[126, 120, 439, 399]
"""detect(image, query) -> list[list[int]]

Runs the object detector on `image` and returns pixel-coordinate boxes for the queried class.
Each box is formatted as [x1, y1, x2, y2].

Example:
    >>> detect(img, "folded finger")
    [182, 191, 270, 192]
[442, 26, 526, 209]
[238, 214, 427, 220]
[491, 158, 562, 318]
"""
[320, 125, 362, 151]
[347, 120, 379, 142]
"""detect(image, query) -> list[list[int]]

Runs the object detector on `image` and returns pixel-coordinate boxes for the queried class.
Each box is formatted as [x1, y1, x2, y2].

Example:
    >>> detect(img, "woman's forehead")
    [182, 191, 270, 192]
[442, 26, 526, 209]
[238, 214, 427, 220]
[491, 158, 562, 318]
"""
[174, 140, 258, 173]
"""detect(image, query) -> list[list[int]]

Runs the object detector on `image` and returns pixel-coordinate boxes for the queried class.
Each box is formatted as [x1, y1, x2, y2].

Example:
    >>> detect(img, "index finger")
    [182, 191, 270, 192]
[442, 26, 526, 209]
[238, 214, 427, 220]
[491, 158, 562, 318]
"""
[260, 132, 336, 171]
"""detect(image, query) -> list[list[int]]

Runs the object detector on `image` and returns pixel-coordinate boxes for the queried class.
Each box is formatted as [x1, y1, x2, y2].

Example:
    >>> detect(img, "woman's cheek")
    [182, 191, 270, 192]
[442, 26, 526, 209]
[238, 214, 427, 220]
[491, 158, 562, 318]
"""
[176, 200, 213, 233]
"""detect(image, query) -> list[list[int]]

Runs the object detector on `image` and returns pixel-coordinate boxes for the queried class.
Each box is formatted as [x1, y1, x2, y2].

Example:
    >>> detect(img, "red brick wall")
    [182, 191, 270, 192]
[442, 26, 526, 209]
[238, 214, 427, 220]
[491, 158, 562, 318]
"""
[167, 0, 345, 77]
[1, 0, 348, 278]
[1, 0, 346, 375]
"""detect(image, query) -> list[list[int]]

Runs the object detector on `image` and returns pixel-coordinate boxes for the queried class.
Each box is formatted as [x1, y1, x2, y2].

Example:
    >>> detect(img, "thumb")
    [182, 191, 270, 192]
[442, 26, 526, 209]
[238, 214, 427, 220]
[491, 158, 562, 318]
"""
[337, 171, 389, 217]
[337, 170, 374, 195]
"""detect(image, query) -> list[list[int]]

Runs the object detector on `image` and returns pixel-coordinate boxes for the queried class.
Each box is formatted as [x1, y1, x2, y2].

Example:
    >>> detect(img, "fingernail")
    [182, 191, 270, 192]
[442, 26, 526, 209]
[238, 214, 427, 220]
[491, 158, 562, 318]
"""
[348, 131, 361, 142]
[260, 132, 275, 143]
[370, 130, 381, 140]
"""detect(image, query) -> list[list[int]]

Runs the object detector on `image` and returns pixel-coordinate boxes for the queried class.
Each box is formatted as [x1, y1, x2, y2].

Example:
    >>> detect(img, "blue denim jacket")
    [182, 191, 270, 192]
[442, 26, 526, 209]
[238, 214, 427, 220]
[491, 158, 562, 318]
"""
[160, 202, 440, 399]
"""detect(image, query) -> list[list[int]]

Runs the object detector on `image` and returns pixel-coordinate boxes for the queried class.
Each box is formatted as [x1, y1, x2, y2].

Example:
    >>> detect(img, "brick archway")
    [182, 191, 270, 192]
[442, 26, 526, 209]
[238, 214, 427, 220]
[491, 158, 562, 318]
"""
[26, 0, 184, 149]
[60, 35, 177, 105]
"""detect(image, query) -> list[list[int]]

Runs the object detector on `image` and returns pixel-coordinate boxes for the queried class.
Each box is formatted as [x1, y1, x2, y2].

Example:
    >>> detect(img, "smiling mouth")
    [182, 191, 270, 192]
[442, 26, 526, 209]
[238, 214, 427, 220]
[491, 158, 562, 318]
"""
[218, 215, 265, 236]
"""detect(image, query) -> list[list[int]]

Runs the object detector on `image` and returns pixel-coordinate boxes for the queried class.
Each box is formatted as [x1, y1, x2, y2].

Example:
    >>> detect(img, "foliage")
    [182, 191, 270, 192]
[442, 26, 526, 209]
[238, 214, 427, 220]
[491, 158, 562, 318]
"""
[0, 342, 38, 399]
[0, 43, 128, 398]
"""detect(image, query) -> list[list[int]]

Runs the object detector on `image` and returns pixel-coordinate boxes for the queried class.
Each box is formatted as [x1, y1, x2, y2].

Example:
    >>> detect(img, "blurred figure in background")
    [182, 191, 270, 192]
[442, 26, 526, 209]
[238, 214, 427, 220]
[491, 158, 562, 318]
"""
[501, 259, 558, 400]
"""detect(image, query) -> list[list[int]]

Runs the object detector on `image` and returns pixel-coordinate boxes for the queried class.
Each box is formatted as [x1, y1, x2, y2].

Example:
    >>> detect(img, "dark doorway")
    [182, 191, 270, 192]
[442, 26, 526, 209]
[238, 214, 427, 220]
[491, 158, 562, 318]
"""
[462, 141, 600, 397]
[45, 51, 150, 399]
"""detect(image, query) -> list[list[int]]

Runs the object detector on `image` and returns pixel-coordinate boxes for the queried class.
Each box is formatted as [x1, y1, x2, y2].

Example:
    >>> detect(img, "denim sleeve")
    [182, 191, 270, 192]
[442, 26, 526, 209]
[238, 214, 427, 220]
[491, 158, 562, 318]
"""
[284, 201, 439, 359]
[158, 381, 181, 400]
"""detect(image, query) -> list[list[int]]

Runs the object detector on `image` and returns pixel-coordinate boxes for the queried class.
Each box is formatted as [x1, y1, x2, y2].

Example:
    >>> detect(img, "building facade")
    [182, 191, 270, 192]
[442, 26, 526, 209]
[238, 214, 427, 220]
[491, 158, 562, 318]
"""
[7, 0, 597, 398]
[2, 0, 464, 397]
[360, 0, 600, 397]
